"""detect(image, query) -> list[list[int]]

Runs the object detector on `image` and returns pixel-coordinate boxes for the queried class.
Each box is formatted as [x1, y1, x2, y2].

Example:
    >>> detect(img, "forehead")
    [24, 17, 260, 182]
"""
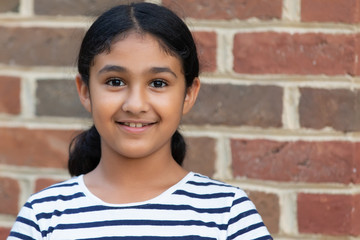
[111, 31, 178, 57]
[91, 33, 183, 74]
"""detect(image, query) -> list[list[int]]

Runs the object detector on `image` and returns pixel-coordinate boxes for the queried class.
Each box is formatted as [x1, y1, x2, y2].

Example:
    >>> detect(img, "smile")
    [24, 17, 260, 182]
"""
[118, 122, 154, 128]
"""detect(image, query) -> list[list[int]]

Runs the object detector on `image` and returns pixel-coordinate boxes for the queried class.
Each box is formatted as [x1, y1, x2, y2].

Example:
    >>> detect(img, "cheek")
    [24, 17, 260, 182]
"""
[153, 92, 184, 112]
[90, 92, 123, 116]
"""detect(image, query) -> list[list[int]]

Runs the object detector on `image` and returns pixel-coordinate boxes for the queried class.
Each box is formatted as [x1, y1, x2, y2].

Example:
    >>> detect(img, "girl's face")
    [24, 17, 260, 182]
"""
[77, 33, 199, 162]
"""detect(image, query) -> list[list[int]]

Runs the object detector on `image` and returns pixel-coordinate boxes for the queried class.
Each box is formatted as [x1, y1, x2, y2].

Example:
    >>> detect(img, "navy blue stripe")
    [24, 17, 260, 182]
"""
[174, 190, 234, 199]
[16, 216, 40, 232]
[254, 235, 273, 240]
[78, 236, 216, 240]
[187, 180, 232, 188]
[36, 204, 230, 220]
[228, 209, 259, 225]
[227, 222, 266, 240]
[43, 219, 227, 236]
[139, 204, 230, 213]
[9, 231, 36, 240]
[63, 219, 226, 229]
[31, 192, 85, 205]
[232, 196, 250, 206]
[24, 202, 32, 209]
[193, 173, 209, 179]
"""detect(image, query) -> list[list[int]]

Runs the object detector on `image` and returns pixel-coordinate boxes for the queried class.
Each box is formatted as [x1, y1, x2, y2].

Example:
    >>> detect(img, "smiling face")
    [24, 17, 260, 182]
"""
[76, 32, 199, 163]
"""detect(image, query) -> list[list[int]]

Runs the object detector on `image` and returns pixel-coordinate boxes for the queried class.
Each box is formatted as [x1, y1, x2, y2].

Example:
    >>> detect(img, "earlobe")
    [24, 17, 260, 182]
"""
[75, 74, 92, 113]
[183, 77, 200, 115]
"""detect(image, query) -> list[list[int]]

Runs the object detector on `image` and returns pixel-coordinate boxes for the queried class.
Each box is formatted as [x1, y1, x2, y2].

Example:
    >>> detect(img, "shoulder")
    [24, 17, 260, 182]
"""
[185, 172, 247, 196]
[186, 174, 272, 239]
[9, 176, 87, 239]
[26, 176, 85, 210]
[182, 173, 263, 217]
[175, 172, 249, 208]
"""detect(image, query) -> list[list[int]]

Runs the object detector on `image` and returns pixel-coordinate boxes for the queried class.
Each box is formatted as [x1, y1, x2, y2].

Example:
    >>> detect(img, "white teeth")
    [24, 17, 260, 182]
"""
[123, 122, 147, 128]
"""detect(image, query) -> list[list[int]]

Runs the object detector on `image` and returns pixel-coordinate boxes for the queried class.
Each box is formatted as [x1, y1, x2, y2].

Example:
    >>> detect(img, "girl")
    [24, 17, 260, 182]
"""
[8, 2, 272, 240]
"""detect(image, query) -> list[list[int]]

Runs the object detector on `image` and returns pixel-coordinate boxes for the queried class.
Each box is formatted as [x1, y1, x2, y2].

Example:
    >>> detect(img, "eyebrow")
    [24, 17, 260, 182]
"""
[98, 65, 177, 78]
[149, 67, 177, 78]
[98, 65, 126, 75]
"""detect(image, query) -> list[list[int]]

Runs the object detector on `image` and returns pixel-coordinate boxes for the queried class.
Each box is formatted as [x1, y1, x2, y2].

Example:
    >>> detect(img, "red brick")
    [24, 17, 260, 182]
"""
[163, 0, 282, 20]
[0, 27, 84, 67]
[182, 84, 283, 128]
[298, 193, 360, 235]
[35, 178, 62, 193]
[355, 143, 360, 179]
[183, 137, 216, 177]
[0, 0, 19, 13]
[301, 0, 360, 23]
[0, 227, 11, 240]
[0, 76, 20, 115]
[231, 139, 359, 183]
[193, 32, 217, 72]
[0, 177, 20, 216]
[355, 34, 360, 75]
[233, 32, 357, 75]
[0, 128, 79, 169]
[34, 0, 143, 16]
[246, 191, 279, 234]
[299, 88, 360, 131]
[348, 194, 360, 235]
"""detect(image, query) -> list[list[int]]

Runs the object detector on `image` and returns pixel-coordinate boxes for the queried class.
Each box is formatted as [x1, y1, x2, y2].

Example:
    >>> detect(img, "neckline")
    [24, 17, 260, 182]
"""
[78, 171, 194, 207]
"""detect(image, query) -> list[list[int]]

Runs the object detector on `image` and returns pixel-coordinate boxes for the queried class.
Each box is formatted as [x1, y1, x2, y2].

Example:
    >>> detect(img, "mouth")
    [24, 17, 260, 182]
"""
[117, 122, 155, 128]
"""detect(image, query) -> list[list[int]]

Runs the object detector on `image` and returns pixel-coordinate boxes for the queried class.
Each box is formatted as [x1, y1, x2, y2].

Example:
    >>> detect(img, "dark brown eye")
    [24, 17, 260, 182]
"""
[150, 79, 167, 88]
[106, 78, 125, 86]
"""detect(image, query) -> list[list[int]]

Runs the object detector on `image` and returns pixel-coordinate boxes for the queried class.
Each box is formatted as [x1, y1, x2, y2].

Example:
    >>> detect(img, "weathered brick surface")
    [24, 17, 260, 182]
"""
[0, 128, 78, 168]
[355, 33, 360, 75]
[0, 0, 19, 13]
[355, 143, 360, 179]
[36, 79, 89, 118]
[233, 32, 357, 75]
[183, 137, 216, 177]
[0, 177, 19, 216]
[298, 194, 360, 235]
[246, 191, 279, 234]
[163, 0, 282, 20]
[0, 76, 21, 115]
[183, 84, 283, 127]
[346, 201, 360, 236]
[301, 0, 360, 23]
[193, 32, 217, 72]
[35, 178, 62, 193]
[299, 88, 360, 132]
[0, 227, 11, 240]
[1, 1, 359, 239]
[34, 0, 143, 16]
[231, 139, 359, 183]
[0, 27, 84, 66]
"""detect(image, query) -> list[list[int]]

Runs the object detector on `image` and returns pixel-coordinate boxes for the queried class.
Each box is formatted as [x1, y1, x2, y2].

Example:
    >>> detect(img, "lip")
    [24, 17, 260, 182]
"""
[115, 120, 156, 133]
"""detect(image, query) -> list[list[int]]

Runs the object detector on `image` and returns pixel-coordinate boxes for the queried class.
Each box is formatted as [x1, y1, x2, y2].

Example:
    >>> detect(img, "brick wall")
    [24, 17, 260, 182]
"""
[0, 0, 359, 239]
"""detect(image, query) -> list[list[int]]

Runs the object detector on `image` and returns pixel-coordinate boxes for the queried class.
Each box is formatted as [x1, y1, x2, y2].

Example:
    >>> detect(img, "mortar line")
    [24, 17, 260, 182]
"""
[19, 0, 34, 17]
[282, 0, 301, 22]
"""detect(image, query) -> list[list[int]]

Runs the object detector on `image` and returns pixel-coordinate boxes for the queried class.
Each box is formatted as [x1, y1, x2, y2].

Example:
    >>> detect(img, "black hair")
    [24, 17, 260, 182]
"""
[68, 2, 199, 176]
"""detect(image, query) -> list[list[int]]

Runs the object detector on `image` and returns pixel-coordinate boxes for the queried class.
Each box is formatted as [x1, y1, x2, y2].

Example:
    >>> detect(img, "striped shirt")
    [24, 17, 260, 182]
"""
[8, 172, 272, 240]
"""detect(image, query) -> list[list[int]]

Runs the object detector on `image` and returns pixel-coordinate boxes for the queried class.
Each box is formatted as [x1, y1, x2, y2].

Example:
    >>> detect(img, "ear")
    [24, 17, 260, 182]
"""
[75, 74, 91, 113]
[182, 77, 200, 115]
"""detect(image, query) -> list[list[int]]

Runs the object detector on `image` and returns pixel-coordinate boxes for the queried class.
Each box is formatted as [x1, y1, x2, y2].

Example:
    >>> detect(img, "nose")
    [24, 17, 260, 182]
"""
[121, 86, 149, 114]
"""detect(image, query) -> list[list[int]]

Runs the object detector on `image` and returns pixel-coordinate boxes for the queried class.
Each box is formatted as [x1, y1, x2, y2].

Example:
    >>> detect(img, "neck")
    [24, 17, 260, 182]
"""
[86, 143, 187, 189]
[83, 145, 188, 204]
